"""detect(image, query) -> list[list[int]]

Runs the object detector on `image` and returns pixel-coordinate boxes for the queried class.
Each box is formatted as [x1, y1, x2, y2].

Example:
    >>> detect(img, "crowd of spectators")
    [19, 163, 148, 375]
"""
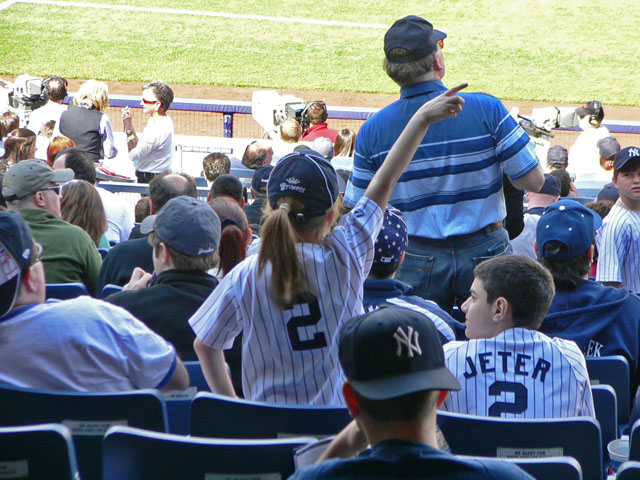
[1, 13, 640, 479]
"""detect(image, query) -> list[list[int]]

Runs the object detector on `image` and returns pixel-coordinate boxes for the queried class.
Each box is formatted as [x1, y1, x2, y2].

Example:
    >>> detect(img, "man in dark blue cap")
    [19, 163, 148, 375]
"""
[536, 198, 640, 398]
[344, 15, 544, 313]
[290, 306, 533, 479]
[106, 196, 221, 361]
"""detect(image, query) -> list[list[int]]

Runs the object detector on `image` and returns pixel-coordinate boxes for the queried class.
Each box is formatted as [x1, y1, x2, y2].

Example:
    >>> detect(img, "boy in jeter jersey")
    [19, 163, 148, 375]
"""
[596, 146, 640, 292]
[441, 255, 594, 418]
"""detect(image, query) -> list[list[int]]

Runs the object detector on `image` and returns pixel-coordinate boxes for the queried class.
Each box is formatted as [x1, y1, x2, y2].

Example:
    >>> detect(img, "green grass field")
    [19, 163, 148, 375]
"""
[1, 0, 639, 105]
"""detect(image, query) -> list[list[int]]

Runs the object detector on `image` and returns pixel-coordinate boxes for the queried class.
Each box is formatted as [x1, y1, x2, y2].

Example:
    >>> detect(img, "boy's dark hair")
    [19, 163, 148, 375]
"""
[613, 157, 640, 180]
[549, 169, 572, 197]
[474, 255, 555, 330]
[210, 174, 244, 204]
[369, 261, 402, 279]
[537, 242, 591, 289]
[134, 197, 151, 223]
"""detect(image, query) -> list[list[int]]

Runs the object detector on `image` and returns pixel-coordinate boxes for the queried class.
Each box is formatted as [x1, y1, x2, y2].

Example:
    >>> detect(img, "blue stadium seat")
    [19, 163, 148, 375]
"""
[0, 384, 168, 480]
[101, 283, 123, 299]
[184, 361, 210, 392]
[587, 355, 630, 426]
[0, 423, 80, 480]
[195, 176, 208, 187]
[462, 455, 583, 480]
[98, 247, 109, 259]
[617, 460, 640, 479]
[592, 384, 619, 462]
[45, 282, 88, 300]
[190, 392, 351, 439]
[628, 419, 640, 461]
[103, 425, 313, 480]
[436, 411, 602, 480]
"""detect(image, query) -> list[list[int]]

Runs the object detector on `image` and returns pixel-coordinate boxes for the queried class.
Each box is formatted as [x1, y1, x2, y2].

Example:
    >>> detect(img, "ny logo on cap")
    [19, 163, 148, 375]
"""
[394, 326, 422, 358]
[629, 147, 640, 158]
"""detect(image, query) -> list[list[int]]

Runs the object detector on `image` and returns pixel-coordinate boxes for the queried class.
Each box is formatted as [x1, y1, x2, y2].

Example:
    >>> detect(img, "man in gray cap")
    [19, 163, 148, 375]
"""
[2, 160, 102, 294]
[546, 145, 569, 172]
[290, 307, 532, 480]
[0, 210, 189, 393]
[344, 15, 544, 313]
[105, 196, 221, 361]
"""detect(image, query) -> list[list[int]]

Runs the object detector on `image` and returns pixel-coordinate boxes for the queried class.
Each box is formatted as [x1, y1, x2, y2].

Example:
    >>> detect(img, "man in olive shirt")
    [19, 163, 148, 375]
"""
[2, 160, 102, 294]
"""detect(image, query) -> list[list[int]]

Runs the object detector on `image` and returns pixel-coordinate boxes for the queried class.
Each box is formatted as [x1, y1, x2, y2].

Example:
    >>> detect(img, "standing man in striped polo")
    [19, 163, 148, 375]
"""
[344, 15, 544, 312]
[441, 255, 594, 418]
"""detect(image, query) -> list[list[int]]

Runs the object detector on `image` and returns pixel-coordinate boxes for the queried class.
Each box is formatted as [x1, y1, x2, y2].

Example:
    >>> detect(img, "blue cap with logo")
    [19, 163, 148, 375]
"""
[536, 199, 602, 260]
[613, 146, 640, 172]
[267, 151, 338, 219]
[339, 306, 460, 400]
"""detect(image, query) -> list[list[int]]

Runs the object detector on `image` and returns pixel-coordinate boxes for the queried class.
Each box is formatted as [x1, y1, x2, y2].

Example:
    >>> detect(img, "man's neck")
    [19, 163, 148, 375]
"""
[618, 195, 640, 212]
[363, 417, 437, 449]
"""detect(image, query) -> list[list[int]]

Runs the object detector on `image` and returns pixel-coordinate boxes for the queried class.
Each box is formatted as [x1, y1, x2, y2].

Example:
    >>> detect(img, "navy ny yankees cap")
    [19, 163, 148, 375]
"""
[614, 146, 640, 172]
[384, 15, 446, 64]
[339, 306, 460, 400]
[267, 151, 338, 219]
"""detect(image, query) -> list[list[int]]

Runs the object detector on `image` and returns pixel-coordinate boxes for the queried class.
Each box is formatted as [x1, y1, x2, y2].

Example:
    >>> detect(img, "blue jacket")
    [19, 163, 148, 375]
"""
[363, 278, 467, 343]
[540, 279, 640, 394]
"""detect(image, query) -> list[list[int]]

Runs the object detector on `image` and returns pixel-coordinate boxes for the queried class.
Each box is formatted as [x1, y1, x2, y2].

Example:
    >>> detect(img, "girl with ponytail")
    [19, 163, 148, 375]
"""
[190, 85, 467, 405]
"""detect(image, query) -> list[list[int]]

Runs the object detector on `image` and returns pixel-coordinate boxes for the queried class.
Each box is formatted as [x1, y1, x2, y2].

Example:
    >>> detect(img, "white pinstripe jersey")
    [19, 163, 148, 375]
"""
[441, 328, 595, 418]
[595, 204, 640, 292]
[189, 196, 383, 406]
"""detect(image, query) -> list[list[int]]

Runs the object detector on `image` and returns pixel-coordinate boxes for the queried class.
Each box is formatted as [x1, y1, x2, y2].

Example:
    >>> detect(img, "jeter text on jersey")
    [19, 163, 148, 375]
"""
[463, 352, 551, 382]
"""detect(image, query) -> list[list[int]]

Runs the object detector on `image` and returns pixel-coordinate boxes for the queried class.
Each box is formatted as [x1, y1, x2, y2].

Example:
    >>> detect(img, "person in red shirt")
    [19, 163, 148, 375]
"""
[300, 101, 338, 142]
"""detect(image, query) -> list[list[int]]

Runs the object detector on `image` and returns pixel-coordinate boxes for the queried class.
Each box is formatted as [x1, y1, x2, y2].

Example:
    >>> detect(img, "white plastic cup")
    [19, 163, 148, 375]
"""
[607, 438, 630, 470]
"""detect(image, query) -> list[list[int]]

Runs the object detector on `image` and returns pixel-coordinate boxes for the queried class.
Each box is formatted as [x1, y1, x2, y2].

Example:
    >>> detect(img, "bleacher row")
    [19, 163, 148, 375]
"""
[0, 353, 635, 480]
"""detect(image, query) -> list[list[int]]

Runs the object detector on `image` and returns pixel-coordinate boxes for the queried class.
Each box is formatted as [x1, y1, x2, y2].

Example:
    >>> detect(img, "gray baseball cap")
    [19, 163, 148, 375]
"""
[2, 160, 74, 200]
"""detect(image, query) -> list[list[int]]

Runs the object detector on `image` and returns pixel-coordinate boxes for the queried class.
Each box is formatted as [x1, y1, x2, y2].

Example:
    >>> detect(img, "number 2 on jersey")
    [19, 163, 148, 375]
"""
[286, 294, 328, 351]
[488, 381, 528, 417]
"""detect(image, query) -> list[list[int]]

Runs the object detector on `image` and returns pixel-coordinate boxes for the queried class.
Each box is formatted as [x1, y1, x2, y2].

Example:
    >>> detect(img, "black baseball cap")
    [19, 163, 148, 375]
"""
[538, 174, 562, 197]
[251, 165, 273, 196]
[339, 306, 460, 400]
[384, 16, 447, 64]
[0, 211, 36, 318]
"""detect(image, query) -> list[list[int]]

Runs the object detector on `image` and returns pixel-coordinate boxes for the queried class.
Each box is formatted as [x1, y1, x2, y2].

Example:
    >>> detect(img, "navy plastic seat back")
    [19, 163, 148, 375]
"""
[628, 420, 640, 461]
[0, 423, 80, 480]
[101, 284, 123, 299]
[190, 392, 351, 439]
[0, 384, 168, 480]
[617, 460, 640, 479]
[437, 411, 602, 480]
[592, 384, 618, 462]
[462, 455, 583, 480]
[103, 425, 312, 480]
[45, 283, 88, 300]
[587, 355, 630, 425]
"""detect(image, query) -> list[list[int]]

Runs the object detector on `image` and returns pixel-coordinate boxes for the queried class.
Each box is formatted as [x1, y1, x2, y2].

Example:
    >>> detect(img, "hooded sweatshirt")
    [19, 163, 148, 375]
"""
[540, 279, 640, 395]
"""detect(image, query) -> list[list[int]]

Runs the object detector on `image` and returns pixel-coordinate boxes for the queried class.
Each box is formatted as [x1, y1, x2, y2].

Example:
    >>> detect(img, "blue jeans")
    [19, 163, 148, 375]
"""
[395, 228, 511, 313]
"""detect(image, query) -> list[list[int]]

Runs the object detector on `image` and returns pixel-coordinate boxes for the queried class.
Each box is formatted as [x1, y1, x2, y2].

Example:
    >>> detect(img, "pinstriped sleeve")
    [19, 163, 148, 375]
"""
[189, 271, 243, 350]
[596, 211, 628, 283]
[337, 196, 383, 277]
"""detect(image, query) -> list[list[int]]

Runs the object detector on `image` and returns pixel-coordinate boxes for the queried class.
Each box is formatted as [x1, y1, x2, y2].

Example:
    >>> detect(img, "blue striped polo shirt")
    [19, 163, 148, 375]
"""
[344, 81, 539, 239]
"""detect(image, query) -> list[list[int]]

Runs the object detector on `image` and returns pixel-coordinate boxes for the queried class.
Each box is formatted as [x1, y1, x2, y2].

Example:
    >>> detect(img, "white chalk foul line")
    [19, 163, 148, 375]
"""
[0, 0, 18, 11]
[9, 0, 388, 29]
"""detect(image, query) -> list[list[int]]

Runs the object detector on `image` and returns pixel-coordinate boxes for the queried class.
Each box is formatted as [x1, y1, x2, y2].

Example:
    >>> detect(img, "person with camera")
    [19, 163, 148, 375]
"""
[300, 101, 338, 142]
[26, 76, 68, 136]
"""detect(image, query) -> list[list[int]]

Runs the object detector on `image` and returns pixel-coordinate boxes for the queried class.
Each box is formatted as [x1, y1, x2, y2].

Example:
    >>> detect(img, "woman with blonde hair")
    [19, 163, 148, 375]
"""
[60, 179, 109, 248]
[57, 79, 117, 162]
[333, 128, 357, 158]
[0, 128, 36, 173]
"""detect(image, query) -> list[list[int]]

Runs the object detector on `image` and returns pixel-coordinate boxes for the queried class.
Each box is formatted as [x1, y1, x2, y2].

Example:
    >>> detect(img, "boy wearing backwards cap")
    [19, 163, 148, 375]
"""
[290, 307, 532, 479]
[596, 146, 640, 292]
[536, 199, 640, 396]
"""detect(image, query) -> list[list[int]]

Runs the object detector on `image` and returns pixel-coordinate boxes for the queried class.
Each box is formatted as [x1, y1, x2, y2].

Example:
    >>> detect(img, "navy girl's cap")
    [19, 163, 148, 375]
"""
[267, 152, 338, 219]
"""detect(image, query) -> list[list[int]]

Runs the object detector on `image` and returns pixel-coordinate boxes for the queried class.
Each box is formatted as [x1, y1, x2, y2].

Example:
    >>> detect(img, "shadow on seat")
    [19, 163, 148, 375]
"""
[0, 384, 168, 480]
[462, 455, 583, 480]
[0, 423, 80, 480]
[103, 425, 313, 480]
[190, 392, 351, 439]
[437, 411, 602, 480]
